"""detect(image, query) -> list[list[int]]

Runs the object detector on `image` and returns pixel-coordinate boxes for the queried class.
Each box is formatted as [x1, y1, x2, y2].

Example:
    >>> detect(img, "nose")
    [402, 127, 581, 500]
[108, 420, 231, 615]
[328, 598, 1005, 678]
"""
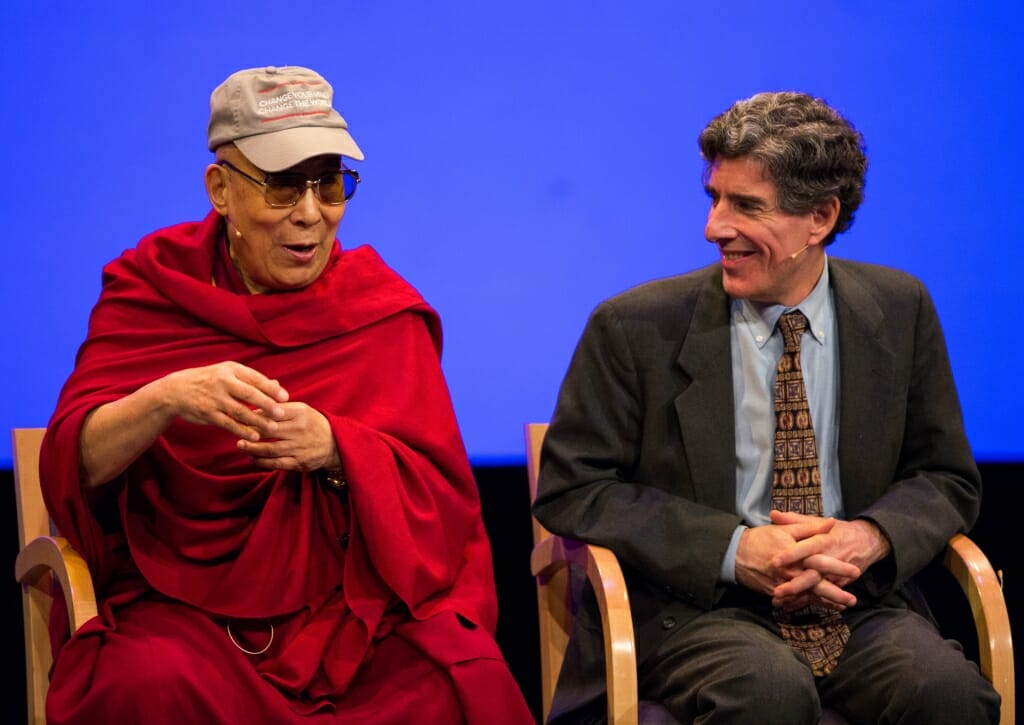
[704, 201, 736, 245]
[290, 187, 322, 224]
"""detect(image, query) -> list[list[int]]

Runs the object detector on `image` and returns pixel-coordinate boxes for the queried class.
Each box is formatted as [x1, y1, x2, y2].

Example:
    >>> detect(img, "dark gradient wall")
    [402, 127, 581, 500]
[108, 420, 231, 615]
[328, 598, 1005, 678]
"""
[3, 462, 1020, 723]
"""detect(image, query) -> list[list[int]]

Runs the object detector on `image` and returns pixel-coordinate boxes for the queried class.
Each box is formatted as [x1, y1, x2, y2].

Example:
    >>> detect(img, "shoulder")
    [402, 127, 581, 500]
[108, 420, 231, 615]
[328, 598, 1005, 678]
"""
[333, 244, 428, 308]
[829, 257, 927, 295]
[594, 263, 720, 322]
[572, 264, 722, 360]
[104, 213, 219, 285]
[331, 244, 443, 347]
[827, 257, 946, 347]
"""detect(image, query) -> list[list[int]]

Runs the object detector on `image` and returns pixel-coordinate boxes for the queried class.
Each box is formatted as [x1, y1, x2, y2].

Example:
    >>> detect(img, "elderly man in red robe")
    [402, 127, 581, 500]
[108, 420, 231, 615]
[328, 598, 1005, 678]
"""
[39, 65, 534, 724]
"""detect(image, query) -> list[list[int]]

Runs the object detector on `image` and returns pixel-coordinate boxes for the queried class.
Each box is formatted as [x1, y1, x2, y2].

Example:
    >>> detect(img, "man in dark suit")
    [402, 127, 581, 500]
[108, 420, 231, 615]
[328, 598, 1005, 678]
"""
[533, 92, 1000, 724]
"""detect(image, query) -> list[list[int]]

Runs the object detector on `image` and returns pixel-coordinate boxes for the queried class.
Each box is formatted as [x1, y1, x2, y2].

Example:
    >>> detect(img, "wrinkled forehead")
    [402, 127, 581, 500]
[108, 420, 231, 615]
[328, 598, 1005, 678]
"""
[708, 151, 770, 172]
[705, 155, 776, 190]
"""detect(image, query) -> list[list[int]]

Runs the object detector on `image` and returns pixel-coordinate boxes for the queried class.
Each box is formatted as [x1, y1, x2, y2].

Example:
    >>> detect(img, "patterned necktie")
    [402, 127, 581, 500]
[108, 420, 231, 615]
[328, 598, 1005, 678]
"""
[771, 310, 850, 677]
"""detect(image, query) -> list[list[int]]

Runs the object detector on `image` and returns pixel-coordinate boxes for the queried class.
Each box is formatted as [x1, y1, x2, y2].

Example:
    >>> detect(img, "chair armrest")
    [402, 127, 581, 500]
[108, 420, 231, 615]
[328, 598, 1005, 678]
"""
[942, 533, 1014, 725]
[15, 535, 98, 633]
[531, 535, 639, 724]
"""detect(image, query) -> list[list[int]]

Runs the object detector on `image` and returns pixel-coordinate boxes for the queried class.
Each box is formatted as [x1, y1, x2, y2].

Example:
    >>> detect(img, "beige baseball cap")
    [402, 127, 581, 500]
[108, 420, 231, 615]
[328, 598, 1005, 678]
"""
[207, 65, 364, 172]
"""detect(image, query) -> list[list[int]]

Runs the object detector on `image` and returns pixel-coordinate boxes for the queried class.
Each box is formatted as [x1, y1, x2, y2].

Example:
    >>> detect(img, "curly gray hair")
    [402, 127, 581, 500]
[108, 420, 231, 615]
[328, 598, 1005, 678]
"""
[698, 92, 867, 245]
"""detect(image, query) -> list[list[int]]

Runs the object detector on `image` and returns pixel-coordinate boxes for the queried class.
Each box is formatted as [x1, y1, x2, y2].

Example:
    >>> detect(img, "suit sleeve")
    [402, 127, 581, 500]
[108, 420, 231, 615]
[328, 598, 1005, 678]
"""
[533, 301, 741, 610]
[853, 279, 982, 597]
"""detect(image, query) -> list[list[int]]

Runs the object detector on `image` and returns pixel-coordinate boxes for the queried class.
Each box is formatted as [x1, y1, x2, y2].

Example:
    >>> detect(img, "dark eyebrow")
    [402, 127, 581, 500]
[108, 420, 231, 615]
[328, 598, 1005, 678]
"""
[730, 192, 768, 209]
[704, 182, 767, 205]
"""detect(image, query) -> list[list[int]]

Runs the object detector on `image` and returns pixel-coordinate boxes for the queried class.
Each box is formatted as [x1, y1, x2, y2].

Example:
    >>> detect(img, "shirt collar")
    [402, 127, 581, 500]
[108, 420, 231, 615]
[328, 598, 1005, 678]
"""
[733, 256, 832, 349]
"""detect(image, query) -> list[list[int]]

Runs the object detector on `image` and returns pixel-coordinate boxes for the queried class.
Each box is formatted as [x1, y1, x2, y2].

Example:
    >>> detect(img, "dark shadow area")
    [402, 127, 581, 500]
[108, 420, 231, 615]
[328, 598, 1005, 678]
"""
[3, 468, 27, 725]
[4, 462, 1017, 724]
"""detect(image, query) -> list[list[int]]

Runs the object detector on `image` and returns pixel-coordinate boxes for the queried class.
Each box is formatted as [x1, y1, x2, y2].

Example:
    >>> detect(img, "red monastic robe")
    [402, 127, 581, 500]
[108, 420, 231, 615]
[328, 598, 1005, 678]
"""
[39, 211, 533, 724]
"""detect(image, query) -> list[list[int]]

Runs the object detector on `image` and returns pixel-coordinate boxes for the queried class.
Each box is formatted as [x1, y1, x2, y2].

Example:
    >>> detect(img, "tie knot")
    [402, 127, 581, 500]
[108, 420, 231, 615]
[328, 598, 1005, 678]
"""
[778, 311, 808, 353]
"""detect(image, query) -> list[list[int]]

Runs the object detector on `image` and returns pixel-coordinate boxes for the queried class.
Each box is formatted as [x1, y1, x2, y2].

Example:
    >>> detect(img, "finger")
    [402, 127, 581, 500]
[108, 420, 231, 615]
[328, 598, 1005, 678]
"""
[770, 509, 811, 524]
[268, 402, 305, 424]
[247, 453, 301, 471]
[228, 384, 288, 422]
[771, 537, 826, 567]
[771, 509, 837, 529]
[237, 439, 284, 457]
[770, 510, 835, 528]
[231, 364, 290, 404]
[220, 399, 282, 435]
[208, 366, 286, 422]
[774, 563, 808, 582]
[773, 569, 822, 598]
[812, 579, 857, 608]
[778, 523, 833, 547]
[773, 584, 854, 611]
[802, 554, 860, 581]
[206, 411, 263, 442]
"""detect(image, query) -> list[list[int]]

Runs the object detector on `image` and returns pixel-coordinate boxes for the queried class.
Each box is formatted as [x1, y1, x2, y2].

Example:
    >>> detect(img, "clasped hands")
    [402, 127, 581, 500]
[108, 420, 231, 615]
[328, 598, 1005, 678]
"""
[735, 510, 891, 612]
[169, 361, 341, 472]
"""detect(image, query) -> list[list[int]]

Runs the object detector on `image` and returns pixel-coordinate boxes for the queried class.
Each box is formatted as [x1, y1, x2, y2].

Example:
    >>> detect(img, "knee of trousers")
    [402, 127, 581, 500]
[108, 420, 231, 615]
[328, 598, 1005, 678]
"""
[736, 653, 820, 717]
[663, 650, 820, 725]
[881, 664, 1001, 724]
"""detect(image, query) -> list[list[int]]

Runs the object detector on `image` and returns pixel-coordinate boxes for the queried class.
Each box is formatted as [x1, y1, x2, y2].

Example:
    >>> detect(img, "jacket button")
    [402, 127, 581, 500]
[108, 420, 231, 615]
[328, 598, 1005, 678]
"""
[661, 616, 676, 630]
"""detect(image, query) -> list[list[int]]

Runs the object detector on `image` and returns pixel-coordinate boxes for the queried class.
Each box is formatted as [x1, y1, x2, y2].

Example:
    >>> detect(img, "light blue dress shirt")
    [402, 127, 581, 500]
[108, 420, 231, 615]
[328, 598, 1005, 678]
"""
[719, 259, 842, 584]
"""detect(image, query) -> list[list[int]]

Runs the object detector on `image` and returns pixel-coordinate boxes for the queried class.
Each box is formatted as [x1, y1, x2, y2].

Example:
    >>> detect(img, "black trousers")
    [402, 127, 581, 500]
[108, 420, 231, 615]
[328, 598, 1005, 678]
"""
[634, 593, 1000, 725]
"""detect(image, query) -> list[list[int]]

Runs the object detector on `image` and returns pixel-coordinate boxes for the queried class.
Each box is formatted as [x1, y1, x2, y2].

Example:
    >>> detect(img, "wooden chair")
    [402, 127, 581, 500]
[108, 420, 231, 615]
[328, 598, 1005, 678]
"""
[525, 422, 1015, 725]
[12, 427, 98, 725]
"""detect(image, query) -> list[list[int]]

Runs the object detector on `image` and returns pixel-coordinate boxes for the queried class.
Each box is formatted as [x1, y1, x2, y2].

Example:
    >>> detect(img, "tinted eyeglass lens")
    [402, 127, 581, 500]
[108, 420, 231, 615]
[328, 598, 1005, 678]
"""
[341, 171, 358, 201]
[317, 174, 347, 204]
[264, 175, 307, 206]
[262, 172, 356, 206]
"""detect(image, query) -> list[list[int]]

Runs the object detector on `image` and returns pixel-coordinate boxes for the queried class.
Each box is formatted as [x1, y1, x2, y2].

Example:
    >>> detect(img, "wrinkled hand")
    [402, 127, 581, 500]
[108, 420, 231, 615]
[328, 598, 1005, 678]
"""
[165, 361, 289, 440]
[769, 510, 890, 610]
[236, 402, 341, 472]
[735, 514, 861, 612]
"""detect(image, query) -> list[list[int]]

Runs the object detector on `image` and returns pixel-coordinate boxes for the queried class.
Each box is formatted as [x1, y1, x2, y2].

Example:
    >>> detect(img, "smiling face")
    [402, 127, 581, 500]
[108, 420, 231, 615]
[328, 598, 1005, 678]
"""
[703, 156, 839, 306]
[205, 146, 347, 294]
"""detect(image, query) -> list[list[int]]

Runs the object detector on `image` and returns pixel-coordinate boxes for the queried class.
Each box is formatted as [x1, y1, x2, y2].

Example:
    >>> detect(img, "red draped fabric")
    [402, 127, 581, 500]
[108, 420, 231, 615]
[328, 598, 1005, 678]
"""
[39, 211, 533, 723]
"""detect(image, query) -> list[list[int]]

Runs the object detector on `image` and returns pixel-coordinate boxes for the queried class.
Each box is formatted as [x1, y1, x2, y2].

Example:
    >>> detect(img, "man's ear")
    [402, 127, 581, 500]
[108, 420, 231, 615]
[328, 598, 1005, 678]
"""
[809, 197, 841, 245]
[205, 163, 230, 214]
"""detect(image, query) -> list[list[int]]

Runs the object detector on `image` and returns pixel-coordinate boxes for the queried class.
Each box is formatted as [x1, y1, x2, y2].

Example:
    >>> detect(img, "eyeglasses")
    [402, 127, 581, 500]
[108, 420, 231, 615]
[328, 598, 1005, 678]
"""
[218, 160, 360, 207]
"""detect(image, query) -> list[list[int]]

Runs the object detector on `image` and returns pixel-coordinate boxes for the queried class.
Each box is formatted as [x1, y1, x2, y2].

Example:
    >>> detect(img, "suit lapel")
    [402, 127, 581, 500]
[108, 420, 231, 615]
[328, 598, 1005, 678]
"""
[830, 260, 896, 515]
[673, 271, 737, 511]
[668, 261, 896, 514]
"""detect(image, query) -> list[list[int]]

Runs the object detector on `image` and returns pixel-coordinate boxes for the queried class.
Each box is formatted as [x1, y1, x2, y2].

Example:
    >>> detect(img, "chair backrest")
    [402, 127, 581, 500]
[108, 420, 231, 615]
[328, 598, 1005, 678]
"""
[524, 420, 1013, 724]
[525, 422, 552, 545]
[12, 427, 53, 725]
[525, 421, 644, 724]
[524, 422, 570, 720]
[13, 427, 97, 725]
[13, 428, 51, 547]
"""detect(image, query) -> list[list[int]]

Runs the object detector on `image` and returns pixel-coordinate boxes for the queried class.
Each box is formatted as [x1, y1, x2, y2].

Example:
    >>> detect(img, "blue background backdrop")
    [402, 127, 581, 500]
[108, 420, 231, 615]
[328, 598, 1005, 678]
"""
[2, 2, 1022, 466]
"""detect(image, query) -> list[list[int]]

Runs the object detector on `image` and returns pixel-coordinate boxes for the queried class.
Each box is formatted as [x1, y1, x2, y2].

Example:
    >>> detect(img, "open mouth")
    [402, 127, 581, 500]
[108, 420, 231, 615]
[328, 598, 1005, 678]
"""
[283, 243, 318, 261]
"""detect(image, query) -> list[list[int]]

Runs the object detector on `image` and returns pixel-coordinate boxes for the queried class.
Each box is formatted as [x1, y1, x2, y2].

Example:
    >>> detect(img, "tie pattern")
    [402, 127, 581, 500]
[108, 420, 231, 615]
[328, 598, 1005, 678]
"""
[771, 311, 850, 677]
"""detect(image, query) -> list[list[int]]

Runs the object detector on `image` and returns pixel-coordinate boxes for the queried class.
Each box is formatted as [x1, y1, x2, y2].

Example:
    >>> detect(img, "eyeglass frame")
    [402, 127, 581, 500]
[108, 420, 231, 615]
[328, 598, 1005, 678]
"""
[217, 160, 360, 208]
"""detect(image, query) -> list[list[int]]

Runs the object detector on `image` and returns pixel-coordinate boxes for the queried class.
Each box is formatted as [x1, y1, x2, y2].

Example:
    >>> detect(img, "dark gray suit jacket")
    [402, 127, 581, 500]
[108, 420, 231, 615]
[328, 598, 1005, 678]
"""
[532, 258, 981, 719]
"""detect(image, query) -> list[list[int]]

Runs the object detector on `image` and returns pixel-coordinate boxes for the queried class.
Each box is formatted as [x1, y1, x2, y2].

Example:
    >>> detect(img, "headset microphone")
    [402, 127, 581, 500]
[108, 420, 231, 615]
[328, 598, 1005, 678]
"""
[226, 219, 243, 241]
[789, 244, 810, 260]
